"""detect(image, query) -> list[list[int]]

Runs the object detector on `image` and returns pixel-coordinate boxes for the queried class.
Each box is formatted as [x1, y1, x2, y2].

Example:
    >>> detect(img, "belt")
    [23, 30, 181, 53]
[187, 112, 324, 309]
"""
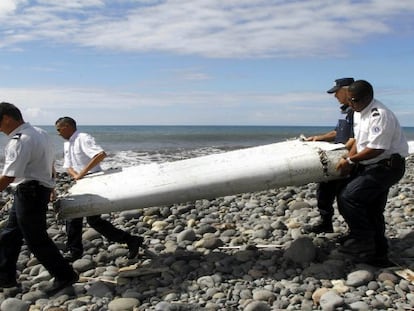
[17, 180, 49, 189]
[361, 154, 404, 168]
[17, 180, 40, 187]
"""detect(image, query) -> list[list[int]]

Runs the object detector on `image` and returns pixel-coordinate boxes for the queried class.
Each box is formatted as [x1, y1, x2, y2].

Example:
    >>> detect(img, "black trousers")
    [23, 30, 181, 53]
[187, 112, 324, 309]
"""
[337, 157, 406, 255]
[316, 180, 344, 219]
[0, 182, 74, 281]
[66, 215, 131, 255]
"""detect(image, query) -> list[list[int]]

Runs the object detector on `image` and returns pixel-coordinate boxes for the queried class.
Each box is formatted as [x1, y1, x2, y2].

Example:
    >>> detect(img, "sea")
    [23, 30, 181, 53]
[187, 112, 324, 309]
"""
[1, 125, 414, 171]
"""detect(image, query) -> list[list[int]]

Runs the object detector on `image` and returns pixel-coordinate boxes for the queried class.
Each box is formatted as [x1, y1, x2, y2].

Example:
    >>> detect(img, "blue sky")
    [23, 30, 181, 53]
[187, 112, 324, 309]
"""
[0, 0, 414, 126]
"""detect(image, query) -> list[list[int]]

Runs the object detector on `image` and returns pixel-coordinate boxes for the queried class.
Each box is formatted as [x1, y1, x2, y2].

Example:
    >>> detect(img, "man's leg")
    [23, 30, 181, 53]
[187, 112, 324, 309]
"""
[0, 202, 23, 287]
[15, 184, 77, 282]
[87, 215, 143, 259]
[306, 181, 337, 233]
[337, 163, 405, 263]
[65, 217, 84, 260]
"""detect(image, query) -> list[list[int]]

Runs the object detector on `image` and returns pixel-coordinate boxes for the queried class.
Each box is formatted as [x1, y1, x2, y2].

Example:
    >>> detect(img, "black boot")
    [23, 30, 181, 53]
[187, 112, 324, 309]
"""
[126, 235, 144, 259]
[64, 250, 82, 262]
[306, 217, 333, 233]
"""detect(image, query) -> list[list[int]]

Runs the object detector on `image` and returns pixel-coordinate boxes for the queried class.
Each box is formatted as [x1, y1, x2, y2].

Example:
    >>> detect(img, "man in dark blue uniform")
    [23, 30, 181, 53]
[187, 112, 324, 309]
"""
[336, 80, 408, 266]
[305, 77, 354, 233]
[0, 102, 78, 295]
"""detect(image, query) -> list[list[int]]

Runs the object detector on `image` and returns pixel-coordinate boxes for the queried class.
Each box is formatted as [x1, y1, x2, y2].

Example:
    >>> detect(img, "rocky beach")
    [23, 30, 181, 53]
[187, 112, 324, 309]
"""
[1, 156, 414, 311]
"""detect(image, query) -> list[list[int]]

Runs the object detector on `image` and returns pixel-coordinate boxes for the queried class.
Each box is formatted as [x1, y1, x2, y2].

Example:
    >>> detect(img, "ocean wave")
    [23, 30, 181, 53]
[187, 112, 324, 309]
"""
[55, 146, 229, 172]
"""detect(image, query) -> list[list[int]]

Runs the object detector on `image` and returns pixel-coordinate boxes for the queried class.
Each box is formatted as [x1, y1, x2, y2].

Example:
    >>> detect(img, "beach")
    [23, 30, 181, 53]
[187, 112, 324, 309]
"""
[0, 149, 414, 310]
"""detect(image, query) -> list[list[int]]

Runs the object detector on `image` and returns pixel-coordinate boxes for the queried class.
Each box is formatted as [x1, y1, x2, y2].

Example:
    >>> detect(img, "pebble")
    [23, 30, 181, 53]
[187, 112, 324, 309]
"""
[108, 298, 140, 311]
[346, 270, 374, 287]
[244, 301, 271, 311]
[320, 290, 344, 311]
[349, 300, 370, 310]
[283, 236, 316, 264]
[1, 157, 414, 310]
[0, 298, 30, 311]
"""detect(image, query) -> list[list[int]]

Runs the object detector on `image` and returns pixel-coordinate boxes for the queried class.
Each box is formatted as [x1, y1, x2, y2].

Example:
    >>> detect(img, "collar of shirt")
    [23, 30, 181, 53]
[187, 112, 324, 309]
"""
[358, 99, 376, 117]
[7, 122, 31, 138]
[69, 130, 80, 142]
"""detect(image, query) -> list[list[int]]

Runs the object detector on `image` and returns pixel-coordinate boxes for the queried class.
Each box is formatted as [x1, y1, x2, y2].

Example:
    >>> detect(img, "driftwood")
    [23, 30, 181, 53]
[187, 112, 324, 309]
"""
[219, 244, 284, 250]
[78, 276, 117, 284]
[118, 266, 169, 278]
[394, 268, 414, 285]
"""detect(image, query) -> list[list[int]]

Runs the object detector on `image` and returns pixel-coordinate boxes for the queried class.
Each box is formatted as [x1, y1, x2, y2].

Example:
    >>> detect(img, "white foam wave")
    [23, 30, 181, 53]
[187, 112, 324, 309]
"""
[101, 147, 226, 169]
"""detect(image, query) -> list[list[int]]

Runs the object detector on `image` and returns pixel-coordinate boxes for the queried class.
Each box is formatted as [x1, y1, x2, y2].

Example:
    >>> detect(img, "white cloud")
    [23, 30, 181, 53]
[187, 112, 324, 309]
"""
[36, 0, 104, 9]
[0, 86, 330, 125]
[0, 0, 27, 16]
[24, 107, 42, 119]
[0, 1, 413, 58]
[2, 86, 414, 126]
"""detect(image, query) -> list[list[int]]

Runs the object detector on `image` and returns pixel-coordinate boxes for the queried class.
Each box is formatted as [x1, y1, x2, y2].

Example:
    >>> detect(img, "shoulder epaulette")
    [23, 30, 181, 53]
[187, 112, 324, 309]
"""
[371, 108, 380, 117]
[12, 133, 22, 140]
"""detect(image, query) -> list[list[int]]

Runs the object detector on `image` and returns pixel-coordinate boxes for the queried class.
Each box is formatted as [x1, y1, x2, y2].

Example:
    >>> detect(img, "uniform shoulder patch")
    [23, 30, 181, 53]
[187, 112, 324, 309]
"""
[12, 133, 22, 140]
[371, 108, 380, 117]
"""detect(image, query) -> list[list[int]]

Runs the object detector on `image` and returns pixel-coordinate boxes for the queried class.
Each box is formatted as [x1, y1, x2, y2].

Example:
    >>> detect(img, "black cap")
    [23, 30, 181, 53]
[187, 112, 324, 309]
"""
[327, 77, 355, 93]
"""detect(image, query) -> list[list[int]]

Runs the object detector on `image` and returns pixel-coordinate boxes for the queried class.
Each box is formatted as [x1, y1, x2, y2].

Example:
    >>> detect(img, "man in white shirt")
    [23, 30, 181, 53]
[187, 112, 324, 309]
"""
[0, 102, 78, 296]
[55, 117, 144, 262]
[336, 80, 408, 266]
[304, 77, 354, 234]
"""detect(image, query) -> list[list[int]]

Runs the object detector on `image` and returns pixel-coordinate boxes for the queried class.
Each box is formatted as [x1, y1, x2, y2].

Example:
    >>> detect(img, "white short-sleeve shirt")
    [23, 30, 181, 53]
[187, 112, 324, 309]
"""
[353, 99, 409, 164]
[63, 131, 104, 174]
[2, 123, 55, 188]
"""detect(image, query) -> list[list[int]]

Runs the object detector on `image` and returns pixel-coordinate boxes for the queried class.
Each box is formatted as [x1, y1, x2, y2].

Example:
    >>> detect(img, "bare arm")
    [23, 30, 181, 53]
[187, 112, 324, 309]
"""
[0, 176, 16, 206]
[68, 151, 107, 180]
[336, 147, 384, 174]
[0, 176, 15, 210]
[347, 147, 384, 163]
[305, 130, 337, 142]
[344, 138, 356, 151]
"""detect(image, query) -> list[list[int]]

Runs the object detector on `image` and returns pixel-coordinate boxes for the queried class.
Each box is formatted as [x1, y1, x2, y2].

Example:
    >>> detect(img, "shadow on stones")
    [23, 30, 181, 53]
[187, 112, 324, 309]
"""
[113, 230, 414, 307]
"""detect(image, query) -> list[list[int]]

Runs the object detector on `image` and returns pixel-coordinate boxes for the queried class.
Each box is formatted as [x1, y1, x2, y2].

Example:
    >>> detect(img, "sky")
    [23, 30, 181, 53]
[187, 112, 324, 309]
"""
[0, 0, 414, 126]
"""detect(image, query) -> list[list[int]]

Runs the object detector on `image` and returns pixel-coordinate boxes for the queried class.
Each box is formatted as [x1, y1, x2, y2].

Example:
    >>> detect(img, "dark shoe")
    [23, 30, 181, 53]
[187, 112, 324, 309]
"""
[64, 251, 82, 262]
[0, 277, 17, 289]
[338, 238, 376, 256]
[45, 272, 79, 297]
[304, 220, 334, 234]
[335, 233, 354, 245]
[127, 235, 144, 259]
[363, 255, 395, 267]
